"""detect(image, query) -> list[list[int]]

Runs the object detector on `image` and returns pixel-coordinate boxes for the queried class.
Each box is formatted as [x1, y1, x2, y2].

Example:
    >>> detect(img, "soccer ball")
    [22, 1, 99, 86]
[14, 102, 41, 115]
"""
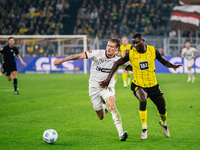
[43, 129, 58, 144]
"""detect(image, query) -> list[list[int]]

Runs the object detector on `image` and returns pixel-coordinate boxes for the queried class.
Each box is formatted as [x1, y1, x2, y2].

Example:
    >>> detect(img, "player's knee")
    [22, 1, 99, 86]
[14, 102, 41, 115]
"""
[140, 98, 147, 104]
[109, 104, 116, 111]
[8, 78, 12, 81]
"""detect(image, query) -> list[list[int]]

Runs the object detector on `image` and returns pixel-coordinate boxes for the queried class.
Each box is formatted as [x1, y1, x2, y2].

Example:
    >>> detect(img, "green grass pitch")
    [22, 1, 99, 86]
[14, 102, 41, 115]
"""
[0, 73, 199, 150]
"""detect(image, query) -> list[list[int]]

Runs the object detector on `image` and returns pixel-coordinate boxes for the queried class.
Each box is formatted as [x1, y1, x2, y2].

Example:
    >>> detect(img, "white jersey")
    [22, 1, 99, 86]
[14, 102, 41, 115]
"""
[86, 50, 128, 88]
[181, 47, 197, 60]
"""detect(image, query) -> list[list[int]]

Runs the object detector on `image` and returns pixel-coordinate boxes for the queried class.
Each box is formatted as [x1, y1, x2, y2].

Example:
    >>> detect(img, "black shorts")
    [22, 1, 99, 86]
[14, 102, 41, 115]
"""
[2, 63, 17, 76]
[131, 82, 163, 100]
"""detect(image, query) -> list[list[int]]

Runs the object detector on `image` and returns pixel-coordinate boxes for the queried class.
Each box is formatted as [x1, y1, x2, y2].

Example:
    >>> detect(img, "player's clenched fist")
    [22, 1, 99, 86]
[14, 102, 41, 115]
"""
[54, 58, 63, 66]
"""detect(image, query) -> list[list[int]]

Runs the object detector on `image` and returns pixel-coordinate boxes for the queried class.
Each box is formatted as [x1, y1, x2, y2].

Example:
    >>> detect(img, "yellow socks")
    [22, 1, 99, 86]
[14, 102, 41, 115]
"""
[127, 72, 131, 85]
[139, 110, 147, 129]
[127, 72, 131, 78]
[158, 111, 167, 125]
[122, 72, 126, 82]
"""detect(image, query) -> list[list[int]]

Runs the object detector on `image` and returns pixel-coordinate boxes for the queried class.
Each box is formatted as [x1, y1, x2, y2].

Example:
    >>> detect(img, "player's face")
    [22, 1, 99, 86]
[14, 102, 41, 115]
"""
[186, 42, 190, 50]
[122, 38, 128, 45]
[106, 41, 118, 57]
[132, 38, 145, 52]
[8, 39, 15, 47]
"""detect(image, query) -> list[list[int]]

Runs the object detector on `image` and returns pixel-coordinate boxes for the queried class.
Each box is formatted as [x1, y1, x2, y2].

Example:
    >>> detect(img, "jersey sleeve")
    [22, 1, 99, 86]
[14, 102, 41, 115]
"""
[181, 48, 186, 55]
[14, 47, 19, 55]
[156, 49, 162, 59]
[122, 52, 130, 63]
[85, 50, 100, 60]
[193, 48, 198, 53]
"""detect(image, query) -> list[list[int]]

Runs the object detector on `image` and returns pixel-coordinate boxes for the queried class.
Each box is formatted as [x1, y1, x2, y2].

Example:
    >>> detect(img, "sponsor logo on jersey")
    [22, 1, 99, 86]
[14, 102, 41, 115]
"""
[94, 57, 107, 66]
[89, 51, 92, 53]
[139, 61, 149, 70]
[96, 66, 111, 73]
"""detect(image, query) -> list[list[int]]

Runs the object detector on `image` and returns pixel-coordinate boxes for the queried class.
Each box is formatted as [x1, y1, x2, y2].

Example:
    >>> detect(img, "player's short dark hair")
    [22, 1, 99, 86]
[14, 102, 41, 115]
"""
[185, 40, 190, 43]
[8, 37, 14, 41]
[109, 38, 120, 48]
[132, 33, 144, 40]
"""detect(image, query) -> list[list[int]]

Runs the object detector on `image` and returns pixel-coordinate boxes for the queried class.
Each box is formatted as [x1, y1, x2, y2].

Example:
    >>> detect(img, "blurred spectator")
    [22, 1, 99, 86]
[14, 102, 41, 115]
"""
[46, 43, 56, 56]
[26, 42, 35, 56]
[38, 46, 45, 56]
[34, 42, 40, 55]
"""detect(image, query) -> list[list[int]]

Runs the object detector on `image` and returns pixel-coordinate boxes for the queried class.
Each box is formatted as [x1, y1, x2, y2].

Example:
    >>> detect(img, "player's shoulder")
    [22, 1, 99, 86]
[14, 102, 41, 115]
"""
[13, 46, 18, 50]
[96, 49, 106, 55]
[3, 45, 9, 49]
[127, 43, 132, 47]
[182, 47, 187, 51]
[147, 45, 155, 49]
[190, 47, 197, 51]
[88, 49, 105, 56]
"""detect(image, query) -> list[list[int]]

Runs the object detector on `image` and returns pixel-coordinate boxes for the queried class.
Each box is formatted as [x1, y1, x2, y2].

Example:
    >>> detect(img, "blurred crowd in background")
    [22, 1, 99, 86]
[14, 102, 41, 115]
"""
[0, 0, 81, 35]
[0, 0, 199, 57]
[0, 0, 187, 37]
[74, 0, 176, 38]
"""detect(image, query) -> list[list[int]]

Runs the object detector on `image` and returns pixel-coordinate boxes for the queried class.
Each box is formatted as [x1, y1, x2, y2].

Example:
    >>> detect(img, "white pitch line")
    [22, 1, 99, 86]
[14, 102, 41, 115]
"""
[0, 88, 14, 91]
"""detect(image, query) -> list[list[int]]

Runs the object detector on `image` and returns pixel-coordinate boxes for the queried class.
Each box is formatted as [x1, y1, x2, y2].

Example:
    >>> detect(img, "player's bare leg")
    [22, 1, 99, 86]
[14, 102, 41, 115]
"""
[95, 109, 104, 120]
[106, 96, 128, 141]
[187, 66, 195, 83]
[122, 70, 127, 87]
[6, 75, 12, 81]
[127, 71, 131, 85]
[12, 71, 19, 94]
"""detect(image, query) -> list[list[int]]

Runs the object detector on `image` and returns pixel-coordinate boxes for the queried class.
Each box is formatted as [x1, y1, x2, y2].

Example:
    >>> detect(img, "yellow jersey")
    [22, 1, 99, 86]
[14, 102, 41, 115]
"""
[123, 45, 161, 88]
[120, 44, 132, 57]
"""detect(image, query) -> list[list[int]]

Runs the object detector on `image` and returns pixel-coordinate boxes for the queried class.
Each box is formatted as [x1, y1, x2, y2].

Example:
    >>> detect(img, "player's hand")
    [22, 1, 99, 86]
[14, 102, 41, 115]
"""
[22, 62, 26, 67]
[99, 79, 110, 89]
[54, 58, 63, 66]
[173, 64, 182, 71]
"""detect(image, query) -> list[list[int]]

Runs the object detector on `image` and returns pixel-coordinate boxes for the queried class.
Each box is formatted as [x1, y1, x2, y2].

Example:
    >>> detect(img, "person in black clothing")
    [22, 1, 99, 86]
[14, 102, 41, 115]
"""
[0, 37, 26, 94]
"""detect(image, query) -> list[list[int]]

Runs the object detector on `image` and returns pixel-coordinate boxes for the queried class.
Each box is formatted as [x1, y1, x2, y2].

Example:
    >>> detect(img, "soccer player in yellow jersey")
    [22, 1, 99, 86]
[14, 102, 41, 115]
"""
[100, 33, 182, 140]
[120, 37, 132, 87]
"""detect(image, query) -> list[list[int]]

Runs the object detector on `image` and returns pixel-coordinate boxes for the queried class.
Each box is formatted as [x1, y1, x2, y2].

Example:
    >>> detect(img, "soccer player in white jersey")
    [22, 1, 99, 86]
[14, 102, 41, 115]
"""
[54, 38, 131, 141]
[181, 41, 198, 83]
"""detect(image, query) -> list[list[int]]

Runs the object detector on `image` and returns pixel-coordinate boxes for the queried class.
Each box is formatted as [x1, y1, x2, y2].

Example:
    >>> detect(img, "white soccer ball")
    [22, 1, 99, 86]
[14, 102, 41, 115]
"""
[43, 129, 58, 144]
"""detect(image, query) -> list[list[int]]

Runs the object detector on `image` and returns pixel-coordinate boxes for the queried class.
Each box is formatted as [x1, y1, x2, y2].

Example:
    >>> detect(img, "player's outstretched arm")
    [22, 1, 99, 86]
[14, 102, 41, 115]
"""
[99, 58, 125, 88]
[192, 51, 198, 59]
[158, 56, 182, 71]
[16, 54, 26, 66]
[54, 52, 86, 66]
